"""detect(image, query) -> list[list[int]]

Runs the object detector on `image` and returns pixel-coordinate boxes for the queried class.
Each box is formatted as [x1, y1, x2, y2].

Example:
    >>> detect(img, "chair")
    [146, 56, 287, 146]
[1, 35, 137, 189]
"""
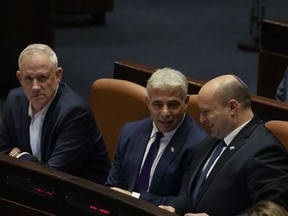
[89, 78, 209, 163]
[186, 94, 210, 132]
[89, 78, 150, 163]
[264, 120, 288, 150]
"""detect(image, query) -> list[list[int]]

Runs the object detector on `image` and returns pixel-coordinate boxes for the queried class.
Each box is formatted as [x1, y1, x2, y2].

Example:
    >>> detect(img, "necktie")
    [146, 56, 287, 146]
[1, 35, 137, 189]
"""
[135, 132, 164, 192]
[191, 139, 226, 206]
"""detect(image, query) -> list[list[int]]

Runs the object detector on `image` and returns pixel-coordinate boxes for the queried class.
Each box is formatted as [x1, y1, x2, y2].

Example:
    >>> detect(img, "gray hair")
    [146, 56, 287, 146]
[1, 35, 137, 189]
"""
[18, 43, 58, 71]
[146, 67, 188, 99]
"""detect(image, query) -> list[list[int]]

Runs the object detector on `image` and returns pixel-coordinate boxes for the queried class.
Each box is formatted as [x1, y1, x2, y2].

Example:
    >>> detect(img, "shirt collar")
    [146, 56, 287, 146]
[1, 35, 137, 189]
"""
[224, 118, 252, 145]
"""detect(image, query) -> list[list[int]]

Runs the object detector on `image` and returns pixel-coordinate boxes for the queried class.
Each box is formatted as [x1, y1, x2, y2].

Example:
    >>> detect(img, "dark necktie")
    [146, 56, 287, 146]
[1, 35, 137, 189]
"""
[135, 131, 164, 192]
[191, 139, 226, 206]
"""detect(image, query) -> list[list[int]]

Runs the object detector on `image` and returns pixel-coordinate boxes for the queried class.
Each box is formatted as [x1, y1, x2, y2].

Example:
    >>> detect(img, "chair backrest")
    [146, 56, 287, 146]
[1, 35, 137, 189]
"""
[114, 60, 288, 121]
[89, 78, 150, 163]
[264, 120, 288, 150]
[186, 94, 209, 132]
[89, 78, 210, 163]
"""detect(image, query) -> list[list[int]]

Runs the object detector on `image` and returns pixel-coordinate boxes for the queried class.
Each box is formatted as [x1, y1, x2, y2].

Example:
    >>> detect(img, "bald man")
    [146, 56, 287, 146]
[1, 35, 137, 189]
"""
[160, 75, 288, 216]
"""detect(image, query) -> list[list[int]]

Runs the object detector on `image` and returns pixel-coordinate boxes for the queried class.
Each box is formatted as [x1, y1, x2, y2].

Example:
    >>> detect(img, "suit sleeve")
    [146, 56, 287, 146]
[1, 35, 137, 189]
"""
[105, 127, 126, 187]
[275, 67, 288, 102]
[0, 91, 20, 154]
[170, 190, 190, 215]
[18, 105, 103, 175]
[139, 191, 177, 206]
[139, 146, 195, 206]
[44, 106, 101, 174]
[247, 141, 288, 208]
[0, 115, 14, 154]
[139, 161, 193, 206]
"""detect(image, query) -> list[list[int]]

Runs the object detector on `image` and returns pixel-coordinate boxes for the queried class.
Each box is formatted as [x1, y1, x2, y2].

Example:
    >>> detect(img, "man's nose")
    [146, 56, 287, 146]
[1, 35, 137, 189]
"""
[32, 79, 41, 90]
[161, 105, 171, 115]
[200, 112, 206, 123]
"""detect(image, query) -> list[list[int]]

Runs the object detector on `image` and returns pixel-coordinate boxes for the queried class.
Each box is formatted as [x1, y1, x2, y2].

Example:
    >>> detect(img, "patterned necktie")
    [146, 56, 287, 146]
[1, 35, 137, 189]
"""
[191, 139, 226, 206]
[135, 132, 164, 192]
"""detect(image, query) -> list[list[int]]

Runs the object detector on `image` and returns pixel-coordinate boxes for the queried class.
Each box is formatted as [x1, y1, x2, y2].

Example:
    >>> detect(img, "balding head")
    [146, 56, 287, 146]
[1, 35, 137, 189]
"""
[199, 74, 251, 109]
[198, 74, 253, 138]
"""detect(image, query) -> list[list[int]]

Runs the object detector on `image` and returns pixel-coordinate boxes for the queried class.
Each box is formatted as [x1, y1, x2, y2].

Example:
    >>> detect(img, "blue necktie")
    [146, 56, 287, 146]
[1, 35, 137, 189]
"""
[191, 139, 226, 206]
[135, 132, 164, 192]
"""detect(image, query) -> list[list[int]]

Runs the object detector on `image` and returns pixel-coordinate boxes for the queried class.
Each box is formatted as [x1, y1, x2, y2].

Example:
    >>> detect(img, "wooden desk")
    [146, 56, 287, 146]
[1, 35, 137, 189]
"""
[0, 153, 177, 216]
[63, 177, 177, 216]
[0, 153, 68, 215]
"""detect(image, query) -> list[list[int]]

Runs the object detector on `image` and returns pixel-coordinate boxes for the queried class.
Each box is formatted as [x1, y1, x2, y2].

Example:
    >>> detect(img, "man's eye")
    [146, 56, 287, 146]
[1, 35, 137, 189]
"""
[24, 76, 32, 81]
[152, 103, 163, 108]
[202, 110, 210, 115]
[39, 76, 47, 82]
[168, 103, 180, 109]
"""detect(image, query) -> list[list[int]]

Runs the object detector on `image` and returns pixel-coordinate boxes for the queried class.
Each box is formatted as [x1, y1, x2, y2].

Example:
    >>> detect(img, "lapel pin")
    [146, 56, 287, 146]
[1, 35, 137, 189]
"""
[230, 146, 235, 150]
[170, 147, 175, 152]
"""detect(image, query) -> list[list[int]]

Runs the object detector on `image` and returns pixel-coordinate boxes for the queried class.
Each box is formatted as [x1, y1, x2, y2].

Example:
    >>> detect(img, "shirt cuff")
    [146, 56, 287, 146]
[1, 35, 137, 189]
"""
[16, 152, 30, 158]
[131, 191, 140, 199]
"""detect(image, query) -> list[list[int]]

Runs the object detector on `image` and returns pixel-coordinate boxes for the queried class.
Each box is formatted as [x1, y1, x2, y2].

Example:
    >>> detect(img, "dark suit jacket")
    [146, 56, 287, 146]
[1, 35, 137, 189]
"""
[0, 83, 110, 184]
[275, 67, 288, 102]
[105, 115, 208, 205]
[172, 116, 288, 216]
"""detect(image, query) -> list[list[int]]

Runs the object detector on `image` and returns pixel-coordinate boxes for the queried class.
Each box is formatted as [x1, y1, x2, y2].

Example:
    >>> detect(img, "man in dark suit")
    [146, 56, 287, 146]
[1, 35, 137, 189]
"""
[0, 43, 110, 184]
[275, 66, 288, 102]
[105, 68, 208, 205]
[160, 74, 288, 216]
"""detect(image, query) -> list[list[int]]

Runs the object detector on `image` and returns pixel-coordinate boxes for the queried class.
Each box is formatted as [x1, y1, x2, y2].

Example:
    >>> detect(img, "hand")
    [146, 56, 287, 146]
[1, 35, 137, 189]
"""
[184, 213, 209, 216]
[110, 187, 132, 196]
[9, 147, 21, 158]
[158, 205, 175, 213]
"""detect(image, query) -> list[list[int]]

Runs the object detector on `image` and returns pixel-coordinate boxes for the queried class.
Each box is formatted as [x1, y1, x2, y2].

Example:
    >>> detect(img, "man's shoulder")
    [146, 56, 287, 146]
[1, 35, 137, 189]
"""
[123, 117, 152, 128]
[55, 83, 87, 107]
[7, 87, 24, 96]
[44, 84, 91, 120]
[119, 117, 152, 136]
[250, 123, 283, 146]
[6, 87, 27, 103]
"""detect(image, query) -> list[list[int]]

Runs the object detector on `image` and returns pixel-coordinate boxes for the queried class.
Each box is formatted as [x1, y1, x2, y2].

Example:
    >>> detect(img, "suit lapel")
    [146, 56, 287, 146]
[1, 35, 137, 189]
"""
[186, 136, 216, 210]
[40, 84, 63, 161]
[41, 112, 53, 161]
[190, 138, 218, 188]
[150, 134, 184, 191]
[129, 126, 152, 191]
[149, 116, 191, 191]
[20, 104, 32, 153]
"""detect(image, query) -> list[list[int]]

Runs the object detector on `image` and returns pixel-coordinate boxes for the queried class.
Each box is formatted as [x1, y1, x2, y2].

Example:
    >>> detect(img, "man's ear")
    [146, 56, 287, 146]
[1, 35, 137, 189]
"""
[184, 95, 190, 109]
[55, 67, 63, 84]
[228, 99, 239, 112]
[16, 71, 22, 84]
[145, 95, 150, 107]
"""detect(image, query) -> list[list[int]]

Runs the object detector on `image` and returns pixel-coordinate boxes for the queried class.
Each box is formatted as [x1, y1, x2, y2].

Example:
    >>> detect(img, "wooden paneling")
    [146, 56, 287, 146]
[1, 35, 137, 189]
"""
[257, 19, 288, 99]
[114, 60, 288, 122]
